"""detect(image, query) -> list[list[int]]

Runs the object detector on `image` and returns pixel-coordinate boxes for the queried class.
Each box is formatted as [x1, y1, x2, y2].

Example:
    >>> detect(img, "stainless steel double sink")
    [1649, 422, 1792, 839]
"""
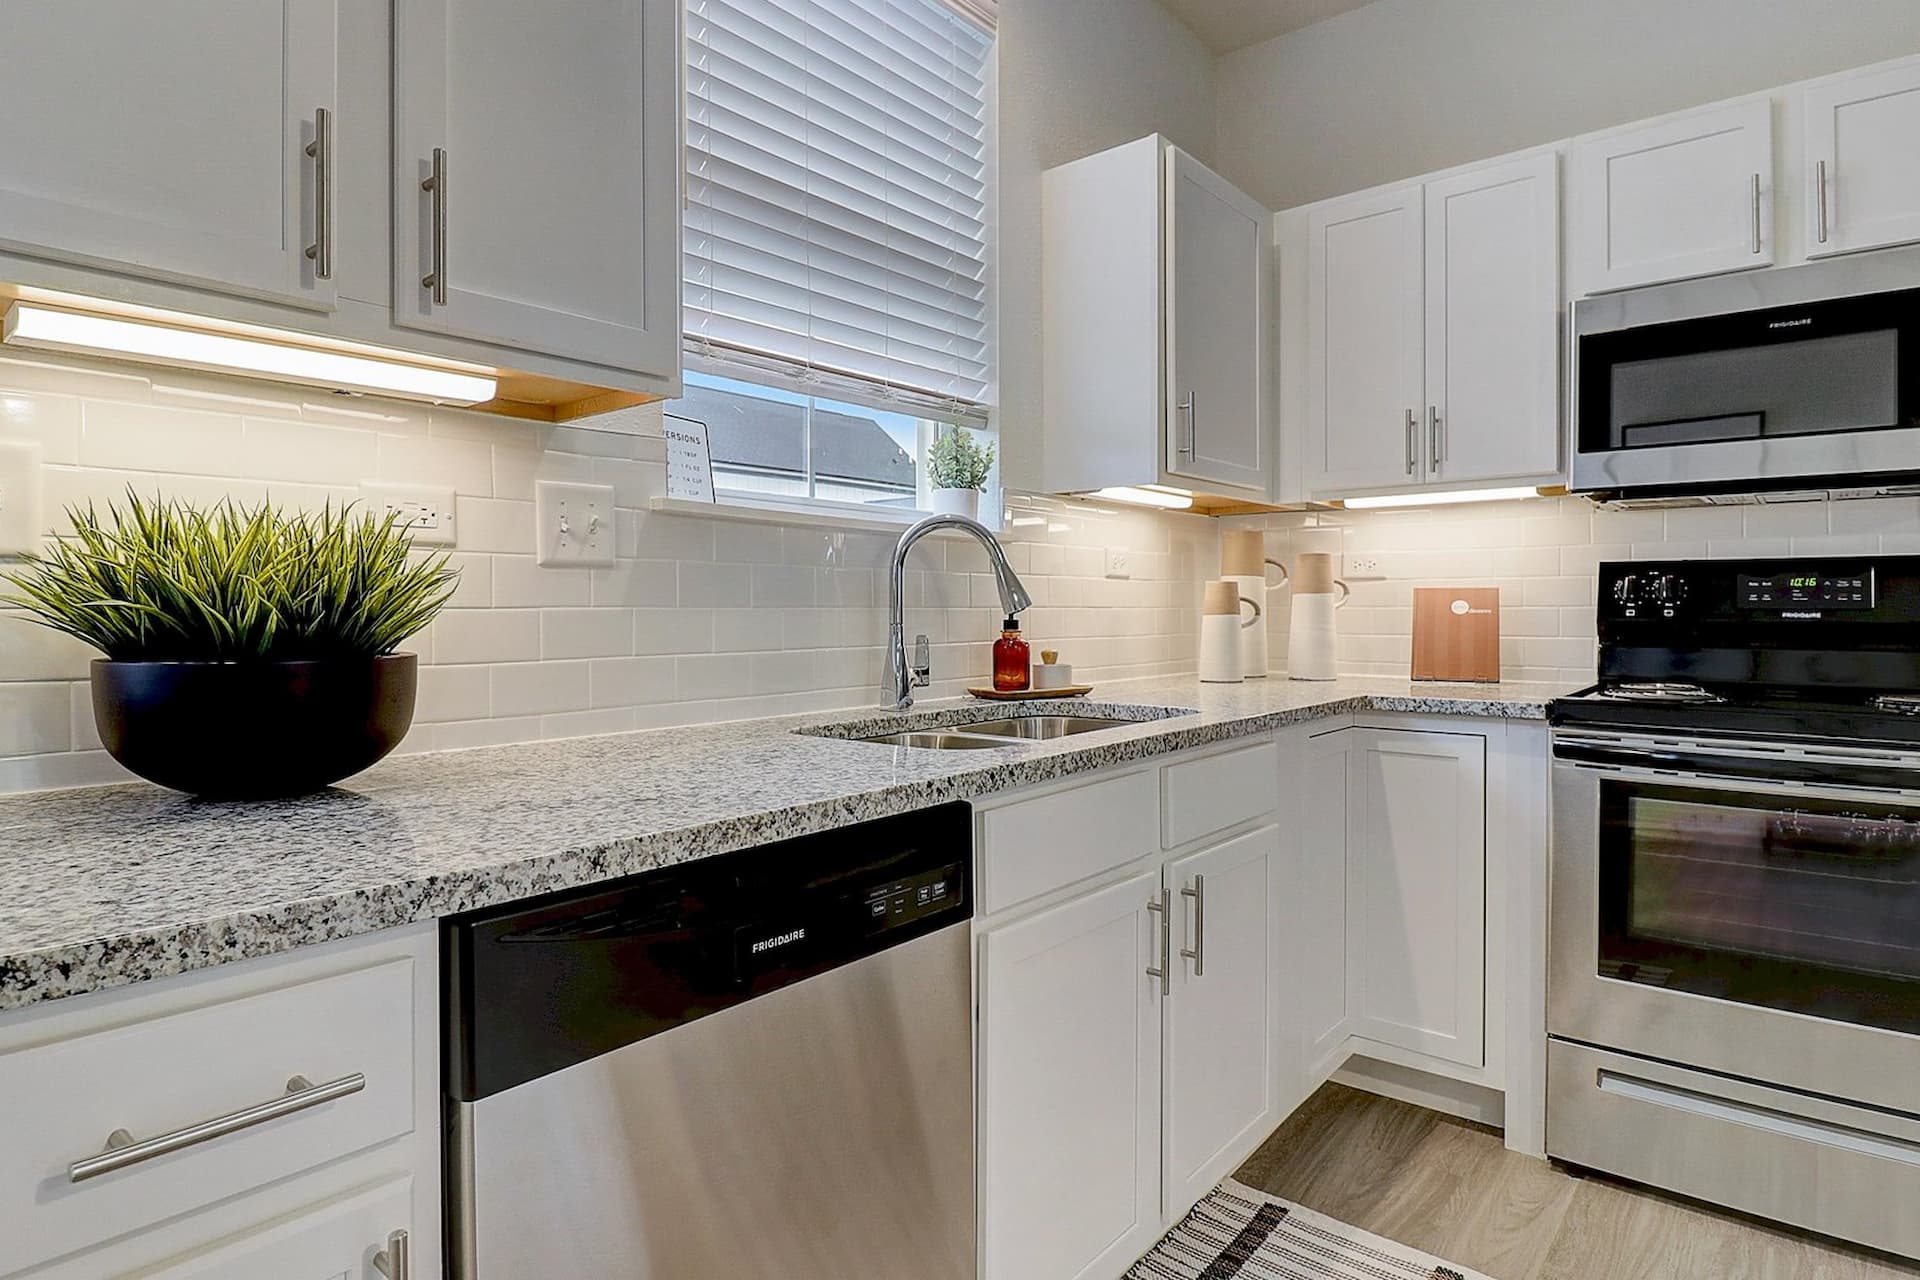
[859, 715, 1138, 750]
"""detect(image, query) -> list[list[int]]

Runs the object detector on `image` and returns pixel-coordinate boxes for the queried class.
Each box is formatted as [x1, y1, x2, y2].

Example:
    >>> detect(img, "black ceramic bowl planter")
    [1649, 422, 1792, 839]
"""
[92, 654, 419, 799]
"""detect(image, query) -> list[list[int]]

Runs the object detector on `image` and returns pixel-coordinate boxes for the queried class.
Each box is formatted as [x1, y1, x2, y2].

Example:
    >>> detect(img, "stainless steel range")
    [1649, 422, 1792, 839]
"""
[1547, 557, 1920, 1260]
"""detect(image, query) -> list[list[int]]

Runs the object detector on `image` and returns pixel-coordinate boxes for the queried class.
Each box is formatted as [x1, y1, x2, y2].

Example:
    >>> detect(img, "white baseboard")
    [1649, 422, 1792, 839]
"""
[1332, 1054, 1507, 1130]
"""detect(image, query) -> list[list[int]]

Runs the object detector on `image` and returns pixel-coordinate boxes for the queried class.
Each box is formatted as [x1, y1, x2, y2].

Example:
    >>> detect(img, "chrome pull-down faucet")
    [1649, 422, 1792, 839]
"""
[887, 513, 1032, 711]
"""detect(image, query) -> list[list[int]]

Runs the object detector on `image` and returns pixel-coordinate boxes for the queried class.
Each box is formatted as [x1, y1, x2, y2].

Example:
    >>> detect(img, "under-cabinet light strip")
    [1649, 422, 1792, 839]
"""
[1, 303, 498, 406]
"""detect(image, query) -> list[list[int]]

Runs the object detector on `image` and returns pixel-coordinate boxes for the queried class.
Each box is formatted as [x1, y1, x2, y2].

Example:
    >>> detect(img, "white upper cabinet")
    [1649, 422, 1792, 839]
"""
[0, 0, 338, 311]
[1306, 183, 1425, 494]
[1303, 155, 1559, 498]
[1166, 148, 1273, 493]
[1043, 136, 1274, 501]
[393, 0, 681, 377]
[1423, 152, 1561, 486]
[1567, 98, 1774, 295]
[1803, 59, 1920, 260]
[1349, 728, 1486, 1069]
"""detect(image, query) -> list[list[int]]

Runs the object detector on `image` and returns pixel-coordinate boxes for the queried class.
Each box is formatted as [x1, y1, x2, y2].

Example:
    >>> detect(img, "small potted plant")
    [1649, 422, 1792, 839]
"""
[927, 427, 995, 520]
[5, 492, 458, 799]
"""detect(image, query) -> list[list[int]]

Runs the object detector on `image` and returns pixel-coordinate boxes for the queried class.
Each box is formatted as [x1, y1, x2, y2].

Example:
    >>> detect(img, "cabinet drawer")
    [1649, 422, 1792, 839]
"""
[0, 960, 415, 1277]
[1162, 740, 1280, 849]
[126, 1177, 411, 1280]
[979, 770, 1159, 915]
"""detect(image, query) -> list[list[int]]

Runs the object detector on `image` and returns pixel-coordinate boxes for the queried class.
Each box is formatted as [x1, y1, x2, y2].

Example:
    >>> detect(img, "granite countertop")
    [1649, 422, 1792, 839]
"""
[0, 675, 1576, 1013]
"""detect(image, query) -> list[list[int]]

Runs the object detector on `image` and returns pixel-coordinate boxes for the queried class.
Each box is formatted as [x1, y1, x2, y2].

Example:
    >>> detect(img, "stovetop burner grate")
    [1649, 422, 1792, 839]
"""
[1598, 681, 1728, 705]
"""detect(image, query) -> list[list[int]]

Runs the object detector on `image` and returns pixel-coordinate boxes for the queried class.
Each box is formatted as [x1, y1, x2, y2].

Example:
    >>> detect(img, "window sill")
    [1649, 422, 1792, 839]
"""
[649, 495, 992, 536]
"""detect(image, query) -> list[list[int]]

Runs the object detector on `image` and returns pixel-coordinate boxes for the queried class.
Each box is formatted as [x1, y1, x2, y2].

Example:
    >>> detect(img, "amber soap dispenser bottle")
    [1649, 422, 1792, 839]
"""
[993, 616, 1031, 691]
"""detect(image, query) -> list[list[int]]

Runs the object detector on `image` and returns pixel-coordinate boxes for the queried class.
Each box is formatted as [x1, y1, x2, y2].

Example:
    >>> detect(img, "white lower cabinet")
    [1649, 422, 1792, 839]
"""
[1296, 729, 1355, 1080]
[979, 868, 1164, 1280]
[1162, 824, 1284, 1212]
[135, 1179, 410, 1280]
[1348, 728, 1487, 1068]
[977, 742, 1289, 1280]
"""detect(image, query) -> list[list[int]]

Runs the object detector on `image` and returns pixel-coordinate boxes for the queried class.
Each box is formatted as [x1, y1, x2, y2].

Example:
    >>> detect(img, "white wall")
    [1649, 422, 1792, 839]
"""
[1215, 0, 1920, 210]
[996, 0, 1217, 491]
[0, 348, 1215, 793]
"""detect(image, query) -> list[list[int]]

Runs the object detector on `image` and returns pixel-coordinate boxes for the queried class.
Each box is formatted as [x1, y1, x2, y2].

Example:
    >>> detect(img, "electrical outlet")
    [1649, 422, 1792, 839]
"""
[360, 482, 457, 547]
[0, 440, 44, 556]
[1104, 547, 1131, 579]
[536, 480, 617, 567]
[1346, 554, 1386, 580]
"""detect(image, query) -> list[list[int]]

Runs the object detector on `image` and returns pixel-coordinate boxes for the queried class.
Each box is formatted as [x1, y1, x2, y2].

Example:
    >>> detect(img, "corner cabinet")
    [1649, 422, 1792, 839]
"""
[1043, 136, 1274, 503]
[392, 0, 681, 375]
[1302, 152, 1560, 499]
[1566, 98, 1774, 295]
[0, 0, 339, 311]
[975, 742, 1288, 1280]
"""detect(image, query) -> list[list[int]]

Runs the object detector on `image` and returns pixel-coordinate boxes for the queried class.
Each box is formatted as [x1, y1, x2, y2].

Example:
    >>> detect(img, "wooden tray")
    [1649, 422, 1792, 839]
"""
[966, 685, 1094, 701]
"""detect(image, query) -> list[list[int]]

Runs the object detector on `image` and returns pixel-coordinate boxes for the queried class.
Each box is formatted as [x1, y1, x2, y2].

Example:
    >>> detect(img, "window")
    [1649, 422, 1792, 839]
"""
[674, 0, 995, 515]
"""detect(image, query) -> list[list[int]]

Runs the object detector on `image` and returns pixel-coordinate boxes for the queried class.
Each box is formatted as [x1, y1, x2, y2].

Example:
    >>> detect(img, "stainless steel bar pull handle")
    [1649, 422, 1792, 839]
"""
[1180, 874, 1206, 977]
[69, 1072, 365, 1183]
[1404, 409, 1417, 475]
[1145, 887, 1171, 995]
[1177, 392, 1196, 456]
[422, 147, 448, 304]
[303, 107, 333, 280]
[1427, 406, 1443, 473]
[374, 1229, 410, 1279]
[1816, 160, 1830, 244]
[1750, 172, 1763, 255]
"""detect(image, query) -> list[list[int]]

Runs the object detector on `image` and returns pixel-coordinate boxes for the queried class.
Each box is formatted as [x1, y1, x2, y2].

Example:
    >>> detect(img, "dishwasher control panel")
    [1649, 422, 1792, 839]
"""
[866, 863, 964, 930]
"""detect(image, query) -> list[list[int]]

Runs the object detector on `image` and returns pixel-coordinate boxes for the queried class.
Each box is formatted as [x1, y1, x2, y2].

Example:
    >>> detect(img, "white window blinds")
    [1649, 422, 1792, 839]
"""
[685, 0, 994, 425]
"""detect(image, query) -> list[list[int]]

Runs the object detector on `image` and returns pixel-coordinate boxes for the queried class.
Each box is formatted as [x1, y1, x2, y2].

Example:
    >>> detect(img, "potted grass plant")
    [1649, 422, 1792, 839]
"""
[927, 427, 995, 520]
[4, 492, 458, 799]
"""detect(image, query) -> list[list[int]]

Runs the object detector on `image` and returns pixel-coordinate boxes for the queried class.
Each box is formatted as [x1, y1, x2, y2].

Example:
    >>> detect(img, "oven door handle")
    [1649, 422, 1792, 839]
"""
[1555, 758, 1920, 806]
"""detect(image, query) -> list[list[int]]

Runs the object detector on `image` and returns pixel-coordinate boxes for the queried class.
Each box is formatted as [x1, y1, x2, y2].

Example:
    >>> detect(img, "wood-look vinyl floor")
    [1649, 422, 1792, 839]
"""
[1233, 1083, 1920, 1280]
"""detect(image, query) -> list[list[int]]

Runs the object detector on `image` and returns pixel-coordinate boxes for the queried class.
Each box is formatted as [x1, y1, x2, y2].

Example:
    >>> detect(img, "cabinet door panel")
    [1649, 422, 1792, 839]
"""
[0, 0, 336, 309]
[1425, 154, 1561, 486]
[394, 0, 679, 376]
[1568, 99, 1773, 294]
[1307, 185, 1424, 495]
[1164, 825, 1282, 1213]
[1350, 729, 1486, 1067]
[134, 1179, 411, 1280]
[980, 871, 1162, 1280]
[1805, 61, 1920, 259]
[1299, 730, 1354, 1080]
[1166, 147, 1270, 493]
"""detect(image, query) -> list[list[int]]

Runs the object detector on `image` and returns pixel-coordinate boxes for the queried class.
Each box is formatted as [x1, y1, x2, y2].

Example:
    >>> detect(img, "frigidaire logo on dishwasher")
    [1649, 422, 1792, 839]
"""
[751, 928, 807, 954]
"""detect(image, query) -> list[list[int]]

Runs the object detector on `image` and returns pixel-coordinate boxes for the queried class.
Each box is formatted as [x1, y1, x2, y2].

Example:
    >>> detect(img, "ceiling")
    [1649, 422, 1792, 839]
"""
[1156, 0, 1379, 54]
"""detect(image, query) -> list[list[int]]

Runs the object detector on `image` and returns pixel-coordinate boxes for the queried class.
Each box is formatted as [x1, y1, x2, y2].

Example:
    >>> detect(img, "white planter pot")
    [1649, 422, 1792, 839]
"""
[931, 487, 981, 520]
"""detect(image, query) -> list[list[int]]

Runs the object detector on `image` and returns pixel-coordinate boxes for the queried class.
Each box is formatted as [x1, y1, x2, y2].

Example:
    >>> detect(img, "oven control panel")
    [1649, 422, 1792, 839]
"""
[1610, 571, 1690, 618]
[1737, 570, 1876, 610]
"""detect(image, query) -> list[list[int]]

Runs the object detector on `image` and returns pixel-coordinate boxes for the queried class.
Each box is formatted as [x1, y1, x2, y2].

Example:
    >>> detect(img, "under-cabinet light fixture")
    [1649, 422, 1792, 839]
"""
[1, 303, 498, 405]
[1088, 485, 1195, 510]
[1339, 486, 1542, 510]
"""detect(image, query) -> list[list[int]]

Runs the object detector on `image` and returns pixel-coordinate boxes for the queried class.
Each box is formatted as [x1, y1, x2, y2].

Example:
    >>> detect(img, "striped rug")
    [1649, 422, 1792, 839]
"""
[1128, 1179, 1491, 1280]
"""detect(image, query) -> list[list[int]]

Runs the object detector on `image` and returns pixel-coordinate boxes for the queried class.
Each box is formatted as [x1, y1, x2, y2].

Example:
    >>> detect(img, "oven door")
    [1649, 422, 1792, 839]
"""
[1570, 262, 1920, 497]
[1549, 728, 1920, 1113]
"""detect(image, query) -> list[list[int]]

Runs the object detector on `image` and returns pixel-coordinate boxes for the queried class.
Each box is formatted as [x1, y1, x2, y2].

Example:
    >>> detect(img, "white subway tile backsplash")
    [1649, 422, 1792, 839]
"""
[491, 660, 591, 717]
[0, 350, 1199, 789]
[540, 608, 633, 660]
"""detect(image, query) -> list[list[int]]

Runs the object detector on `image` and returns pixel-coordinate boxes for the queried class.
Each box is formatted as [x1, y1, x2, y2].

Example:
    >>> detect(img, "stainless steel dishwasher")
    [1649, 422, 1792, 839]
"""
[442, 802, 974, 1279]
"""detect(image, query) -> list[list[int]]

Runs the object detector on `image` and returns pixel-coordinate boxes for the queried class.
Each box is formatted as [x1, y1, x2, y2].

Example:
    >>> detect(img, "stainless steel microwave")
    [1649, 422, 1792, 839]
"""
[1570, 250, 1920, 500]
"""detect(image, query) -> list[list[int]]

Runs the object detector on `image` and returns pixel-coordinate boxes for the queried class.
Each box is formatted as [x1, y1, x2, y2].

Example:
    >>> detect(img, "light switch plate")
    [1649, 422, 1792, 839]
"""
[535, 481, 617, 567]
[0, 440, 45, 556]
[360, 481, 457, 546]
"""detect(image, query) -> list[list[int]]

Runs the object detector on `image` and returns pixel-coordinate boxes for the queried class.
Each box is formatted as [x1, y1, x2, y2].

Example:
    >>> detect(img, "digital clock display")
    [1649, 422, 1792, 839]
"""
[1737, 570, 1875, 610]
